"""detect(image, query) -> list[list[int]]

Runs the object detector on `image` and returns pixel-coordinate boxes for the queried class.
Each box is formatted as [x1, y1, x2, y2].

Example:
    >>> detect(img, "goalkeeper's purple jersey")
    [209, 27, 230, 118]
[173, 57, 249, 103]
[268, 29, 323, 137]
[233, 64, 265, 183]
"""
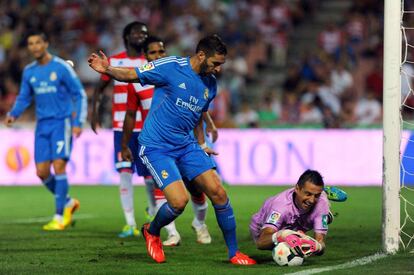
[135, 56, 216, 149]
[249, 188, 330, 241]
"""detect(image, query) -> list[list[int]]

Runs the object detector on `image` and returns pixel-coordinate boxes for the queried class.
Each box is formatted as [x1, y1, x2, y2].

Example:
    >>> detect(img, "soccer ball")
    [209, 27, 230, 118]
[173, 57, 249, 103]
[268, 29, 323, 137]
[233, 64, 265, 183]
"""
[272, 242, 304, 266]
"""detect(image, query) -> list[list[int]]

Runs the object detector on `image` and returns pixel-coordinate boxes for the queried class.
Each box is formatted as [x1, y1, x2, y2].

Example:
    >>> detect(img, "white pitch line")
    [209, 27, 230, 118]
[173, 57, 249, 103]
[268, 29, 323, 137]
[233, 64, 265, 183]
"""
[1, 214, 96, 224]
[285, 253, 388, 275]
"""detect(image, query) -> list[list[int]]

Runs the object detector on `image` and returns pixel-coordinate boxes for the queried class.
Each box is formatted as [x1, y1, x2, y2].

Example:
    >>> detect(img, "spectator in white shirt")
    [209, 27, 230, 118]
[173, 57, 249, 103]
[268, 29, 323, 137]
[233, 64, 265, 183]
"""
[355, 89, 382, 125]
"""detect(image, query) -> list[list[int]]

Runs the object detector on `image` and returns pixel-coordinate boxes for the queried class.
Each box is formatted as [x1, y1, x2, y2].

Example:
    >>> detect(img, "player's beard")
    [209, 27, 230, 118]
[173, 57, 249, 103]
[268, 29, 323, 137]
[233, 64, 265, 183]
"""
[129, 37, 146, 54]
[34, 51, 47, 61]
[199, 60, 210, 76]
[130, 43, 143, 54]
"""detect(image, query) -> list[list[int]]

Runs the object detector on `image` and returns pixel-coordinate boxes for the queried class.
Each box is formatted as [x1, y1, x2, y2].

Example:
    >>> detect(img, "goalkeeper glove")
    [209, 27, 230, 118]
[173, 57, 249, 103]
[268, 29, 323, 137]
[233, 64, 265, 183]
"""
[275, 230, 323, 258]
[301, 235, 324, 257]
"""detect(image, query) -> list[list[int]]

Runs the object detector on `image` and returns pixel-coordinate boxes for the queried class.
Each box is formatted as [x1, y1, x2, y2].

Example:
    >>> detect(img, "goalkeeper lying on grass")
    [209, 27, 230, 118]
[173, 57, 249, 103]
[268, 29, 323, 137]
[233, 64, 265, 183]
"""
[249, 169, 343, 258]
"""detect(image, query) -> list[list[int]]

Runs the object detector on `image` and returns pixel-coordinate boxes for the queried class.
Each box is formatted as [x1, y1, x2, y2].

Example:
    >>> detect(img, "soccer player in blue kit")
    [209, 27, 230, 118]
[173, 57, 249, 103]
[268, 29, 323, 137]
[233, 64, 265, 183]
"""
[122, 36, 214, 246]
[5, 31, 87, 231]
[88, 34, 256, 265]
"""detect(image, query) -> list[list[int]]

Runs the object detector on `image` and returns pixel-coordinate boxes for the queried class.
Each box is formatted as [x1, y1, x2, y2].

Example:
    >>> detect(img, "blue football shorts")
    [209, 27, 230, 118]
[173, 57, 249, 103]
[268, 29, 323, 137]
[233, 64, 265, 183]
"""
[34, 117, 73, 163]
[138, 142, 216, 190]
[114, 131, 151, 176]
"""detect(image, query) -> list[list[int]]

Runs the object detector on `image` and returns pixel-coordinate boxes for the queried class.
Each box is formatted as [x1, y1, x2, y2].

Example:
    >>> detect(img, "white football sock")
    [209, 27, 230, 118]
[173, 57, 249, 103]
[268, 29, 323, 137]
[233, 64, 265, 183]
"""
[120, 172, 136, 227]
[144, 177, 156, 216]
[191, 200, 208, 229]
[54, 214, 63, 223]
[164, 221, 179, 236]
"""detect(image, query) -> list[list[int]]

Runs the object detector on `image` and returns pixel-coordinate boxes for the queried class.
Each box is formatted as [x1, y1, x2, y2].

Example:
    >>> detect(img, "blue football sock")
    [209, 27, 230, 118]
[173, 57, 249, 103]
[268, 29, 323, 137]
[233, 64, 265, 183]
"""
[43, 175, 71, 205]
[149, 202, 182, 236]
[42, 175, 56, 194]
[55, 174, 69, 215]
[214, 199, 238, 258]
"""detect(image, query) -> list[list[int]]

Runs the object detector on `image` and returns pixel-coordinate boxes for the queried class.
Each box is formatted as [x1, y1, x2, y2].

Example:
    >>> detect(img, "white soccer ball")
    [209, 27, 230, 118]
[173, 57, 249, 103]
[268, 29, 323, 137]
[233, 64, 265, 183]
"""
[272, 242, 304, 266]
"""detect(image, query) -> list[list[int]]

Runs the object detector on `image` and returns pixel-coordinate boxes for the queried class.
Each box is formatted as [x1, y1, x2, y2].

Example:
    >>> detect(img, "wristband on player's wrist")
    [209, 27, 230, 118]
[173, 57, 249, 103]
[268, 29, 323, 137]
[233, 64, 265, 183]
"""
[200, 142, 208, 149]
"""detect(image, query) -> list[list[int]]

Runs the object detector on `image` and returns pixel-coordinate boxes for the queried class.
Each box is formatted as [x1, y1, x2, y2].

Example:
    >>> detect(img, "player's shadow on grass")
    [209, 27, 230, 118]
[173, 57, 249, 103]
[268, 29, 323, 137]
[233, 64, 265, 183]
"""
[0, 236, 45, 242]
[67, 233, 117, 239]
[249, 254, 274, 265]
[218, 257, 272, 267]
[112, 252, 154, 262]
[0, 248, 65, 253]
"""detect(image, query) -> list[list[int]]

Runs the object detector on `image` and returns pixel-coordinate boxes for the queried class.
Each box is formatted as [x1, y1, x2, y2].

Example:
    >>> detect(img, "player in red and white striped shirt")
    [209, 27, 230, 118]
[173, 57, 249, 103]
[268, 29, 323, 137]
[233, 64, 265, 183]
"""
[121, 36, 213, 246]
[91, 21, 157, 238]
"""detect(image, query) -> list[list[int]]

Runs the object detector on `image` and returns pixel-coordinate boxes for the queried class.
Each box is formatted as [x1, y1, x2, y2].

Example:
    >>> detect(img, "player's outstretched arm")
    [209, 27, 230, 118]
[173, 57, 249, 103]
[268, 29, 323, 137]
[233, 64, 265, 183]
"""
[6, 71, 34, 123]
[88, 51, 140, 83]
[256, 227, 278, 250]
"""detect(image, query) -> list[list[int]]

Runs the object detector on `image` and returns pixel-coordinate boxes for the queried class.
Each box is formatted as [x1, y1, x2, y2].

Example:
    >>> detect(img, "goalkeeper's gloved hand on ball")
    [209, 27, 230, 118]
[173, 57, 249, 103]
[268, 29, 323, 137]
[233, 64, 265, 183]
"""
[273, 229, 323, 257]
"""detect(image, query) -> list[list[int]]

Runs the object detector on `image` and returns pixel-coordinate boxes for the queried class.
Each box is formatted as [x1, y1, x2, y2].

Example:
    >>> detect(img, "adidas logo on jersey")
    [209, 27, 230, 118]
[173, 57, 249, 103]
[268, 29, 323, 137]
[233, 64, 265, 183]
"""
[178, 83, 187, 90]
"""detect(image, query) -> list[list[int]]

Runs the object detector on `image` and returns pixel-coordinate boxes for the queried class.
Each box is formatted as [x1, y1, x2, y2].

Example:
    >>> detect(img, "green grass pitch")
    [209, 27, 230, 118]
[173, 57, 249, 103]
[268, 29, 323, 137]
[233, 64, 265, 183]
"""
[0, 186, 413, 274]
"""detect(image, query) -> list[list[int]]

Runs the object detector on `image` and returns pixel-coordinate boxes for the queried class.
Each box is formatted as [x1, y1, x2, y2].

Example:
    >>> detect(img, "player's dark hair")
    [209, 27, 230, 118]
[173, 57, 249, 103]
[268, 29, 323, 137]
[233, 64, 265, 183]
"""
[196, 34, 227, 57]
[122, 21, 147, 49]
[26, 30, 48, 43]
[297, 169, 324, 188]
[143, 36, 164, 53]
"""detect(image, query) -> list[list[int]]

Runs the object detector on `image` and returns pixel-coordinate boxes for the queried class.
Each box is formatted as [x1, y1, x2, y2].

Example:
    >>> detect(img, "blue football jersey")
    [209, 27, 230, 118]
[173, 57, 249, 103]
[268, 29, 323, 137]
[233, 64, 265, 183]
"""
[9, 56, 87, 126]
[135, 56, 217, 149]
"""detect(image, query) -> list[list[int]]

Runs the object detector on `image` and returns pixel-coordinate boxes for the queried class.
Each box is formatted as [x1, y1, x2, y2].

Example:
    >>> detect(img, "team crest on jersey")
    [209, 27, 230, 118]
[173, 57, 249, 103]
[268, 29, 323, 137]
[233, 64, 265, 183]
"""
[138, 62, 155, 73]
[30, 77, 36, 83]
[266, 211, 281, 225]
[50, 72, 57, 81]
[161, 170, 169, 179]
[204, 88, 209, 100]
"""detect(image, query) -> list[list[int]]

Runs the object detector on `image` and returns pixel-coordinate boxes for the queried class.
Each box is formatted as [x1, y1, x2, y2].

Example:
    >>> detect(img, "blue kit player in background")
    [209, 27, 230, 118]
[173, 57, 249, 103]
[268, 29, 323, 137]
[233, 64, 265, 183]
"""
[5, 31, 87, 231]
[88, 34, 256, 265]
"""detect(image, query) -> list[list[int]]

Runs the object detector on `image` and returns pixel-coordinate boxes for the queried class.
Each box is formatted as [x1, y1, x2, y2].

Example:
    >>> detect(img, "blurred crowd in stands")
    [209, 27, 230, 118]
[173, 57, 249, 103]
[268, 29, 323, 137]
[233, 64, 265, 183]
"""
[0, 0, 403, 129]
